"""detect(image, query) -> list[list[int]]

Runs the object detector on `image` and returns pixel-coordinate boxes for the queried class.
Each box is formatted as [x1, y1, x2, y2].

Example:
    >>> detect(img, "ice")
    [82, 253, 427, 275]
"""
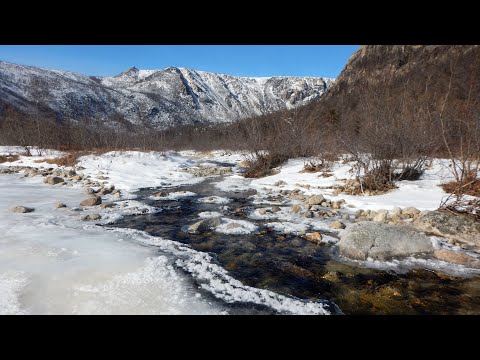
[0, 174, 221, 315]
[197, 196, 232, 204]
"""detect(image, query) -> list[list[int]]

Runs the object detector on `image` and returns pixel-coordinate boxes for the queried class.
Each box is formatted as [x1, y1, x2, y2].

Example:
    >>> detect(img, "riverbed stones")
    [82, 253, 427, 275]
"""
[339, 222, 433, 261]
[10, 206, 35, 213]
[44, 176, 64, 185]
[55, 202, 67, 208]
[402, 207, 421, 218]
[226, 222, 242, 229]
[84, 188, 95, 195]
[152, 191, 168, 197]
[80, 196, 102, 206]
[188, 216, 222, 234]
[304, 232, 322, 244]
[291, 204, 302, 214]
[413, 210, 480, 247]
[330, 221, 346, 229]
[433, 249, 480, 268]
[271, 205, 281, 213]
[308, 195, 325, 205]
[258, 208, 267, 215]
[81, 213, 101, 221]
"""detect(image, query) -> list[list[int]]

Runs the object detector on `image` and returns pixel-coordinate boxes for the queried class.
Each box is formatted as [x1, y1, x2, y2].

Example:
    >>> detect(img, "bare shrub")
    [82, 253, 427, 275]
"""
[0, 154, 20, 163]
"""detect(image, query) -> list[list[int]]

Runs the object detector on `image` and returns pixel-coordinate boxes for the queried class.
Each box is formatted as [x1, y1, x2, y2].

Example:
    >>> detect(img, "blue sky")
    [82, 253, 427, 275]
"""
[0, 45, 359, 78]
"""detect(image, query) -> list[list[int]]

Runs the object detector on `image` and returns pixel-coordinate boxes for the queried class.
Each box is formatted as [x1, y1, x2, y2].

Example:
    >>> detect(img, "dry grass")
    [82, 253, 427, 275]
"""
[37, 151, 91, 167]
[0, 154, 20, 163]
[441, 178, 480, 197]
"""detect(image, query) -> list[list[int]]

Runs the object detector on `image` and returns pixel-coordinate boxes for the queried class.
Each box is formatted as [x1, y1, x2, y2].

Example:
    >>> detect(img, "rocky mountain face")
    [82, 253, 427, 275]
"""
[302, 45, 480, 122]
[0, 61, 334, 129]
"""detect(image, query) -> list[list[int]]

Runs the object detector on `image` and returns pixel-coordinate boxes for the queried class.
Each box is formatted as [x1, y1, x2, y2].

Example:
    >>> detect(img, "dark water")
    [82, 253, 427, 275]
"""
[110, 177, 480, 315]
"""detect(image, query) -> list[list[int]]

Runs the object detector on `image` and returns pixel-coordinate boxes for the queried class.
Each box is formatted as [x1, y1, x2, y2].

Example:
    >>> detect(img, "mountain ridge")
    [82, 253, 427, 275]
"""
[0, 60, 334, 129]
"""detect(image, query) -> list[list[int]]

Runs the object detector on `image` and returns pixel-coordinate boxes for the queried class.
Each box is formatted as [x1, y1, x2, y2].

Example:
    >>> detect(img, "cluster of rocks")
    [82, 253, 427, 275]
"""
[2, 165, 121, 222]
[183, 165, 232, 177]
[187, 216, 222, 234]
[354, 207, 423, 224]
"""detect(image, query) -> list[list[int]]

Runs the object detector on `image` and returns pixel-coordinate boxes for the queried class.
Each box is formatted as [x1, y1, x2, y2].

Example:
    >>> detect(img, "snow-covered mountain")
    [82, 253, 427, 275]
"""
[0, 61, 334, 129]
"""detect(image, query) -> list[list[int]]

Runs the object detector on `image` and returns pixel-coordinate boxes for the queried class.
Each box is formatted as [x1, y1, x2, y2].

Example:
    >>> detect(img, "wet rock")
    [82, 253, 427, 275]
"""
[304, 232, 322, 244]
[433, 250, 480, 268]
[308, 195, 325, 205]
[55, 202, 67, 208]
[100, 203, 116, 209]
[81, 213, 101, 221]
[44, 176, 64, 185]
[152, 191, 168, 197]
[339, 222, 433, 261]
[188, 216, 222, 234]
[413, 210, 480, 247]
[271, 206, 281, 213]
[330, 221, 346, 229]
[97, 186, 114, 195]
[84, 188, 95, 195]
[10, 206, 35, 213]
[304, 211, 314, 218]
[80, 196, 102, 206]
[291, 204, 302, 214]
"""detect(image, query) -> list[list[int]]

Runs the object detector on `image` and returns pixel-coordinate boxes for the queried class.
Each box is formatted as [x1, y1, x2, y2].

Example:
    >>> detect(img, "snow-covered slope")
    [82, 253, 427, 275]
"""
[0, 61, 334, 129]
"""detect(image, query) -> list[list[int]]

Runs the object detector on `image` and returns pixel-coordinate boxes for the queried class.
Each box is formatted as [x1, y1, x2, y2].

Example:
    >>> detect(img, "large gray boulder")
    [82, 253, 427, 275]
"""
[188, 216, 222, 234]
[339, 222, 433, 261]
[413, 210, 480, 247]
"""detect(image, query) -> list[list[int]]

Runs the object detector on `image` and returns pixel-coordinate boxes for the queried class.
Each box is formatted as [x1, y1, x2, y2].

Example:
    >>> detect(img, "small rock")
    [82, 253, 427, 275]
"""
[305, 232, 322, 244]
[84, 188, 95, 195]
[71, 175, 83, 181]
[80, 196, 102, 206]
[188, 216, 222, 234]
[403, 207, 420, 218]
[81, 213, 101, 221]
[373, 211, 387, 223]
[330, 221, 346, 229]
[274, 180, 287, 186]
[45, 176, 64, 185]
[321, 202, 328, 207]
[291, 204, 302, 214]
[55, 202, 67, 208]
[113, 192, 121, 199]
[258, 208, 267, 215]
[342, 214, 350, 220]
[304, 211, 314, 218]
[276, 235, 286, 241]
[152, 191, 168, 197]
[310, 205, 322, 211]
[271, 206, 281, 213]
[389, 207, 402, 217]
[447, 238, 456, 245]
[100, 203, 116, 209]
[10, 206, 35, 213]
[308, 195, 326, 205]
[226, 222, 242, 229]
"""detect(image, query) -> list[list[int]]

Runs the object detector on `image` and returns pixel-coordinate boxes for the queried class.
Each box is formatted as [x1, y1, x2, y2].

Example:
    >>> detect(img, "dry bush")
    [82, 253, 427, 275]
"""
[442, 174, 480, 198]
[0, 154, 20, 163]
[302, 159, 332, 173]
[243, 153, 289, 178]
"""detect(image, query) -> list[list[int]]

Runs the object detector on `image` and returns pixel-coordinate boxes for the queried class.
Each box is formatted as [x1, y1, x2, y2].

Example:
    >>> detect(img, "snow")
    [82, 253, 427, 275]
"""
[150, 191, 196, 201]
[197, 196, 232, 204]
[215, 219, 258, 235]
